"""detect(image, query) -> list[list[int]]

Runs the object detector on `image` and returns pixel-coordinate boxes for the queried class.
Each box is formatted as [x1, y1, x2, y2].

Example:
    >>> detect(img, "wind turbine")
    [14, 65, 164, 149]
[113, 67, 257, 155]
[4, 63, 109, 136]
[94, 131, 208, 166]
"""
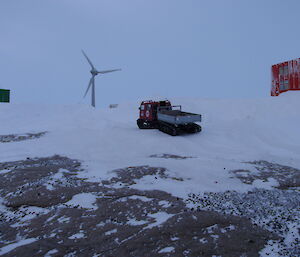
[82, 50, 121, 107]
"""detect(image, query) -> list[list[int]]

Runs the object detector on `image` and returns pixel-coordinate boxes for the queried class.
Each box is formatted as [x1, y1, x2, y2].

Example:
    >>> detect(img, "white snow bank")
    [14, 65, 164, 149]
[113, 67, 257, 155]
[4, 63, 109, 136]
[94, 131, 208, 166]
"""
[104, 229, 117, 236]
[0, 238, 37, 255]
[146, 212, 174, 229]
[158, 246, 175, 253]
[44, 249, 59, 257]
[68, 232, 85, 239]
[65, 193, 98, 210]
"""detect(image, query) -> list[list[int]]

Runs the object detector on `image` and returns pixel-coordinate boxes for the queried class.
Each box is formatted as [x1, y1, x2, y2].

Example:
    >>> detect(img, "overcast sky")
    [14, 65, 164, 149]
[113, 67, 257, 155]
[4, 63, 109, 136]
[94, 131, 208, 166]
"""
[1, 0, 300, 107]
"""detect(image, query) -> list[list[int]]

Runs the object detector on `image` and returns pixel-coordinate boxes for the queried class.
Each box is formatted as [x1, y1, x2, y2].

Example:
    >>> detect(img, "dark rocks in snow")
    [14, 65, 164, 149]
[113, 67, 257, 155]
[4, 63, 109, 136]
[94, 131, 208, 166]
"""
[187, 188, 300, 257]
[102, 165, 184, 187]
[149, 153, 194, 160]
[231, 160, 300, 189]
[0, 132, 47, 143]
[0, 156, 280, 257]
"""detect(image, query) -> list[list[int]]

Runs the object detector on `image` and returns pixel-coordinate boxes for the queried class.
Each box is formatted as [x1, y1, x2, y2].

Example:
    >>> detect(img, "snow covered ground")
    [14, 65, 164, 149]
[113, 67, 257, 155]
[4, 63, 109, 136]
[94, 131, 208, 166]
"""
[0, 92, 299, 256]
[1, 93, 300, 194]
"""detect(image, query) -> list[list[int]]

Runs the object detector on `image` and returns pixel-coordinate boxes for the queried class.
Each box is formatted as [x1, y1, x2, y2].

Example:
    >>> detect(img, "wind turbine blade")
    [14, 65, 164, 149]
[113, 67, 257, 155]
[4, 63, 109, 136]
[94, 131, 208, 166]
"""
[81, 50, 95, 69]
[83, 76, 93, 98]
[97, 69, 121, 74]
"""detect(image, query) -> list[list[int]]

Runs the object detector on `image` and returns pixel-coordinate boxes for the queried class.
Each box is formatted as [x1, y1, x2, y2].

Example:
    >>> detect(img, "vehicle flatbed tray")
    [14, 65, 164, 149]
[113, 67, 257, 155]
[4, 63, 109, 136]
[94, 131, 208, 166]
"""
[159, 110, 188, 116]
[158, 110, 201, 124]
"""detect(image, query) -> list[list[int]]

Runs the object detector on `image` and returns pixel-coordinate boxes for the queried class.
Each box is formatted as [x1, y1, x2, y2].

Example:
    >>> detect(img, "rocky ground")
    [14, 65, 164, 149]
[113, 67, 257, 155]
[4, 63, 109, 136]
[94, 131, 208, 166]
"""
[1, 155, 295, 256]
[187, 161, 300, 256]
[0, 132, 46, 143]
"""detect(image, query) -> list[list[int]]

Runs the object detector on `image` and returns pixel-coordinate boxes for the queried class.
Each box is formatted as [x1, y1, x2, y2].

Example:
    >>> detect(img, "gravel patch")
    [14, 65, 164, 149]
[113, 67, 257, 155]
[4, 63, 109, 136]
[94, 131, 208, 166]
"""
[231, 160, 300, 189]
[188, 161, 300, 257]
[0, 156, 277, 257]
[102, 165, 184, 186]
[149, 154, 194, 160]
[0, 132, 46, 143]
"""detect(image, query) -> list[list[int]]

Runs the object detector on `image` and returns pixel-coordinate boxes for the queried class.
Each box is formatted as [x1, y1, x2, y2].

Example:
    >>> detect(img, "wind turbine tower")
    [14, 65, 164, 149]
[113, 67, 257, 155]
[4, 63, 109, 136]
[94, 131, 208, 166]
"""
[82, 50, 121, 107]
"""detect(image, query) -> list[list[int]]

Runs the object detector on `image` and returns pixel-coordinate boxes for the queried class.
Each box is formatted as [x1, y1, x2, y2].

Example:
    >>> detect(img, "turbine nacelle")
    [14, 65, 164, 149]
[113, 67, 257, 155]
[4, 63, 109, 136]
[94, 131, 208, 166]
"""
[90, 69, 98, 76]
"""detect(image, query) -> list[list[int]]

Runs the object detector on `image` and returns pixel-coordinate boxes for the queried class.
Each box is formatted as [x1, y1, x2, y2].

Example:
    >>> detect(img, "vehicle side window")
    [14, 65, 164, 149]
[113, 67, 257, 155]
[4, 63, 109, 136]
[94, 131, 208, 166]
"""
[147, 104, 151, 110]
[140, 105, 145, 110]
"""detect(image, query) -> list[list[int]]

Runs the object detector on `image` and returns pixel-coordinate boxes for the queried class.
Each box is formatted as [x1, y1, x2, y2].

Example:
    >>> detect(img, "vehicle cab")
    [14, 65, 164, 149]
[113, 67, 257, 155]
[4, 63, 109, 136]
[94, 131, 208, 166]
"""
[139, 100, 171, 121]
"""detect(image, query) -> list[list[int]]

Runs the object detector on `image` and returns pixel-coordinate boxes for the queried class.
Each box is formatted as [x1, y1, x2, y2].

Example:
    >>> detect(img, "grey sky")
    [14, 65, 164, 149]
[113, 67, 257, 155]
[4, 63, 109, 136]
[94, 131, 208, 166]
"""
[1, 0, 300, 107]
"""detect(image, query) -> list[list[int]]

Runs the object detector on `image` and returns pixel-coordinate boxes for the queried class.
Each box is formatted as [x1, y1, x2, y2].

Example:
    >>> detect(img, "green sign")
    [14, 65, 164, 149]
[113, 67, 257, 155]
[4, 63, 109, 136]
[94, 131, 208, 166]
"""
[0, 89, 10, 103]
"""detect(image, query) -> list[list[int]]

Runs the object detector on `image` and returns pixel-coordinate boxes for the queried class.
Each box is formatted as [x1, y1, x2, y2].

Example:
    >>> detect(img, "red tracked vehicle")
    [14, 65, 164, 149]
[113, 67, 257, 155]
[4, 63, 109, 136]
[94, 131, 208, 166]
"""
[137, 100, 201, 136]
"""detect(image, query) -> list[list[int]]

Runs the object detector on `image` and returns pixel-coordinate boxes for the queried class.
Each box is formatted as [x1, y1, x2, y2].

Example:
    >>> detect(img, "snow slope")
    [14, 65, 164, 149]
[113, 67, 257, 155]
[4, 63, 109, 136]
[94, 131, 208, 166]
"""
[0, 93, 300, 198]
